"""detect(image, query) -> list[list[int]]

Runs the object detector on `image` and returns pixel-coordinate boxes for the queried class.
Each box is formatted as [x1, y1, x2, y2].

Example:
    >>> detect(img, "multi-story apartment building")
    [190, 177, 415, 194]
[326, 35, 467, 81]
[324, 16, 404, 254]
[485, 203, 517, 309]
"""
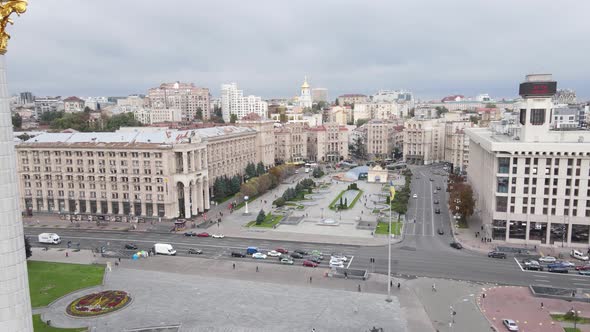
[327, 106, 352, 125]
[237, 118, 276, 168]
[552, 107, 579, 129]
[147, 82, 210, 122]
[366, 120, 396, 159]
[337, 94, 368, 106]
[306, 123, 349, 162]
[443, 121, 473, 173]
[552, 89, 576, 104]
[33, 96, 63, 118]
[198, 126, 258, 182]
[467, 74, 590, 247]
[63, 97, 85, 113]
[353, 102, 401, 122]
[371, 90, 414, 103]
[403, 118, 445, 165]
[16, 129, 209, 220]
[117, 95, 145, 113]
[274, 123, 308, 163]
[20, 91, 34, 105]
[133, 108, 182, 125]
[220, 83, 268, 123]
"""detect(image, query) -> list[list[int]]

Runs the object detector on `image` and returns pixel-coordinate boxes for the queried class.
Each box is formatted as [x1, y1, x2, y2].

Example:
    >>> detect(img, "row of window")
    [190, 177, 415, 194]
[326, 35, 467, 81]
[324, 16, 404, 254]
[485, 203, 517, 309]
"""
[25, 189, 166, 201]
[22, 151, 163, 158]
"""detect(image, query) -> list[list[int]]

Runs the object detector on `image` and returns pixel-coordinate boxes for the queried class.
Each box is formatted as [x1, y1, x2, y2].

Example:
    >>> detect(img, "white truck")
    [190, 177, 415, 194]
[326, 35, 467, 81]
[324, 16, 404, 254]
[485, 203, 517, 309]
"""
[38, 233, 61, 244]
[154, 243, 176, 256]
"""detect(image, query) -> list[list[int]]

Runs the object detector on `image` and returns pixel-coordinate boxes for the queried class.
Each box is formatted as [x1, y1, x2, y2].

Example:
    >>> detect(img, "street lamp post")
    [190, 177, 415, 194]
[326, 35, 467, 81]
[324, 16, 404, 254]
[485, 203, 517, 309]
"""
[386, 194, 392, 303]
[244, 196, 249, 215]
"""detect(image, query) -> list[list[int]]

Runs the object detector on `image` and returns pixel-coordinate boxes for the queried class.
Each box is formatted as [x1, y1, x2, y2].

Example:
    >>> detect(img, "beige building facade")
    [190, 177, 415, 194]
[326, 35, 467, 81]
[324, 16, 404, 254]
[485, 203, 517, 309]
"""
[306, 123, 349, 162]
[237, 119, 276, 168]
[274, 123, 308, 163]
[403, 118, 445, 165]
[337, 94, 368, 106]
[133, 108, 182, 125]
[366, 120, 396, 159]
[147, 82, 210, 122]
[16, 130, 210, 220]
[444, 121, 473, 172]
[63, 96, 85, 113]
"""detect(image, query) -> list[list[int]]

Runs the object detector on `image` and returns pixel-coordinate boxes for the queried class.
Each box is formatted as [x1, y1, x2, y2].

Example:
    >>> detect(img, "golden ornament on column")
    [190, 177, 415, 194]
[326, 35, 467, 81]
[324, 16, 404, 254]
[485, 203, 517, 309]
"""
[0, 0, 27, 54]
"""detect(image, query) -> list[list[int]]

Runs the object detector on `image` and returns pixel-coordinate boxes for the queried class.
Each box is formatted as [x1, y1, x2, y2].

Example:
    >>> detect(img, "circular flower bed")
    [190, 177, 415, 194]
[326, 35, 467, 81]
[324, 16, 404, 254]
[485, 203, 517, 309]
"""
[67, 290, 131, 317]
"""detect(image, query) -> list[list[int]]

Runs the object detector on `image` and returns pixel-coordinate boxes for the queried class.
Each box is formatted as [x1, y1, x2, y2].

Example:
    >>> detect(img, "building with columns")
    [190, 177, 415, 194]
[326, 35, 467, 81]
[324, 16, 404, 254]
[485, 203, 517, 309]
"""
[466, 74, 590, 247]
[274, 122, 308, 163]
[16, 129, 209, 220]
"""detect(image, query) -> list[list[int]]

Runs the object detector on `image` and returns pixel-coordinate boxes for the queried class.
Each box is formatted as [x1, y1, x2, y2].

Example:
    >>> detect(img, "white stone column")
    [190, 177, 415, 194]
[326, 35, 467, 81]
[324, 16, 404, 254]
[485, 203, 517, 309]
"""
[546, 222, 551, 245]
[183, 185, 191, 218]
[182, 152, 188, 174]
[0, 56, 33, 331]
[191, 183, 198, 216]
[204, 178, 210, 210]
[197, 179, 204, 213]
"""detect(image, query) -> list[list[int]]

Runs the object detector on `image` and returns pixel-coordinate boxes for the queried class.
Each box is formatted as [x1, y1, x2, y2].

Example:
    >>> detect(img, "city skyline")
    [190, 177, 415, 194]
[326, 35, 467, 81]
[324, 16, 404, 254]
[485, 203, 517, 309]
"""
[6, 0, 590, 100]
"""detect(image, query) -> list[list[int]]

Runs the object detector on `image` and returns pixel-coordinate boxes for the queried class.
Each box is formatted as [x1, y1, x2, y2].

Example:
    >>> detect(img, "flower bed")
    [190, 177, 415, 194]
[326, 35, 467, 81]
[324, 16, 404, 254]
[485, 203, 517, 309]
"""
[66, 290, 131, 317]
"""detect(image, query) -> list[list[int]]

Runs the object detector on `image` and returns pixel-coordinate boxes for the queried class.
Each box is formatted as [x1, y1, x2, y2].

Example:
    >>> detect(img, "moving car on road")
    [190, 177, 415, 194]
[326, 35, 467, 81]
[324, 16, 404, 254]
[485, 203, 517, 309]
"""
[197, 232, 210, 237]
[309, 256, 322, 264]
[290, 252, 304, 259]
[435, 208, 441, 214]
[538, 256, 557, 263]
[310, 250, 323, 257]
[412, 194, 418, 199]
[433, 200, 439, 204]
[450, 242, 463, 249]
[275, 248, 289, 254]
[252, 253, 267, 259]
[303, 260, 318, 267]
[188, 248, 202, 255]
[211, 234, 225, 239]
[502, 319, 519, 331]
[124, 243, 138, 250]
[231, 252, 246, 258]
[280, 258, 294, 265]
[331, 254, 348, 262]
[294, 249, 308, 255]
[437, 228, 444, 235]
[488, 251, 506, 259]
[571, 249, 589, 261]
[579, 270, 590, 276]
[267, 250, 282, 257]
[184, 231, 196, 237]
[575, 265, 590, 271]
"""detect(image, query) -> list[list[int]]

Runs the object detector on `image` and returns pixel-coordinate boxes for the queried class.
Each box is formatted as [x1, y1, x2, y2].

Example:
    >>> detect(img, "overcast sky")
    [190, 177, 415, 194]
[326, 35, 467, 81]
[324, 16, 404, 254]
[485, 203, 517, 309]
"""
[6, 0, 590, 101]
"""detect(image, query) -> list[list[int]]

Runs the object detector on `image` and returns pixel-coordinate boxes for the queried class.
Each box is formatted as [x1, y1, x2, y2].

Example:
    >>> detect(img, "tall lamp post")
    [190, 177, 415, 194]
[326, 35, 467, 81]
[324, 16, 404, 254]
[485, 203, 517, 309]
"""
[386, 185, 395, 303]
[244, 196, 249, 215]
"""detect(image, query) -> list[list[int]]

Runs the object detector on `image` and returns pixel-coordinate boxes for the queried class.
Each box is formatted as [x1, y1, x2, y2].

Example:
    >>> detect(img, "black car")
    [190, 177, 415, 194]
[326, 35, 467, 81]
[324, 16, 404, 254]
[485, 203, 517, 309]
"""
[434, 200, 439, 204]
[294, 249, 308, 255]
[231, 252, 246, 258]
[488, 251, 506, 259]
[435, 208, 441, 214]
[437, 228, 444, 235]
[188, 248, 203, 255]
[450, 242, 463, 249]
[429, 178, 434, 182]
[184, 231, 196, 237]
[548, 267, 569, 273]
[309, 256, 321, 264]
[436, 186, 442, 190]
[124, 243, 138, 250]
[291, 252, 304, 259]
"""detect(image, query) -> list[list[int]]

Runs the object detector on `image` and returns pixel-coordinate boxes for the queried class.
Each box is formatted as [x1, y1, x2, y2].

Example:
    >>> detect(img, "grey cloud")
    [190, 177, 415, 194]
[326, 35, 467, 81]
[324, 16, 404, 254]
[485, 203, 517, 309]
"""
[5, 0, 590, 100]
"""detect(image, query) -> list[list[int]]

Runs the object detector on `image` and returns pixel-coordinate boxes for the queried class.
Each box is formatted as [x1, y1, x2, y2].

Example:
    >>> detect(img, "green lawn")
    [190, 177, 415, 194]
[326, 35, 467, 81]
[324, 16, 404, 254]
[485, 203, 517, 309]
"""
[552, 314, 590, 324]
[328, 189, 363, 210]
[375, 222, 402, 235]
[563, 328, 581, 332]
[28, 261, 105, 308]
[246, 214, 283, 228]
[32, 314, 86, 332]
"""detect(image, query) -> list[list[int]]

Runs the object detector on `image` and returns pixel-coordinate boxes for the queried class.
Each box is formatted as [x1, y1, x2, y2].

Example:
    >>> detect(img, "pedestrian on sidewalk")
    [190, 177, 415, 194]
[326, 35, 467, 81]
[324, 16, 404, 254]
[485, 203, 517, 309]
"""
[232, 263, 235, 270]
[390, 280, 393, 288]
[118, 257, 121, 263]
[256, 266, 259, 272]
[541, 302, 544, 309]
[358, 284, 361, 292]
[432, 283, 436, 292]
[397, 283, 401, 290]
[65, 251, 69, 257]
[309, 276, 312, 283]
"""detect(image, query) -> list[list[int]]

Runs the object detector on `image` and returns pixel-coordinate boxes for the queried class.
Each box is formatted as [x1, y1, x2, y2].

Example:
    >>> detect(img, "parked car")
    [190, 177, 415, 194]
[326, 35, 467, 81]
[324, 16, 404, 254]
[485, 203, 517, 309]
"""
[290, 252, 304, 259]
[197, 232, 210, 237]
[436, 186, 442, 190]
[184, 231, 196, 237]
[280, 258, 294, 265]
[330, 258, 345, 265]
[575, 265, 590, 271]
[309, 256, 322, 264]
[330, 262, 345, 268]
[211, 234, 225, 239]
[310, 250, 323, 257]
[188, 248, 202, 255]
[429, 178, 434, 182]
[579, 270, 590, 276]
[294, 249, 308, 255]
[557, 260, 576, 268]
[548, 266, 568, 273]
[252, 253, 267, 259]
[267, 250, 282, 257]
[525, 261, 543, 271]
[437, 228, 444, 235]
[413, 194, 418, 198]
[435, 208, 441, 214]
[331, 254, 348, 262]
[488, 251, 507, 259]
[275, 247, 289, 254]
[124, 243, 138, 250]
[231, 251, 246, 258]
[538, 256, 557, 263]
[433, 200, 439, 204]
[303, 260, 318, 267]
[571, 249, 589, 261]
[450, 242, 463, 249]
[502, 319, 519, 331]
[548, 262, 571, 270]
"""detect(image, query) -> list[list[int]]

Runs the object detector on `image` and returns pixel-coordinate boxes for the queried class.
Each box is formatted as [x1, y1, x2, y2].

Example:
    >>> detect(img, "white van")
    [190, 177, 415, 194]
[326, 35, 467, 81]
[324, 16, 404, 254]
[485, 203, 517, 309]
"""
[571, 249, 589, 261]
[154, 243, 176, 256]
[38, 233, 61, 244]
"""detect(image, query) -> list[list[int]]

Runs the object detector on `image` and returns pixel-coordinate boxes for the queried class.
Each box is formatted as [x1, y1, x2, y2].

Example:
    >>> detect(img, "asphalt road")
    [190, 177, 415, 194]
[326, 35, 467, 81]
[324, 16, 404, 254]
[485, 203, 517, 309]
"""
[24, 165, 590, 290]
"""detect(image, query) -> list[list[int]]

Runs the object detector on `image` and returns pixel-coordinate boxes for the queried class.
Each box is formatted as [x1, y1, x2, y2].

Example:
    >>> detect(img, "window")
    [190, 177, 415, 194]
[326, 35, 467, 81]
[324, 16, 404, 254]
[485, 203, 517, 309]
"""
[496, 197, 508, 212]
[497, 177, 509, 193]
[519, 109, 527, 125]
[498, 157, 510, 173]
[530, 109, 546, 125]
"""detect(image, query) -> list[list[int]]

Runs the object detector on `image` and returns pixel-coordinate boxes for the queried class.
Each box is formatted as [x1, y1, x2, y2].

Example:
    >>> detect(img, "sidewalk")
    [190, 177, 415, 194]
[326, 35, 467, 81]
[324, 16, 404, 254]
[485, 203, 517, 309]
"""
[480, 286, 590, 332]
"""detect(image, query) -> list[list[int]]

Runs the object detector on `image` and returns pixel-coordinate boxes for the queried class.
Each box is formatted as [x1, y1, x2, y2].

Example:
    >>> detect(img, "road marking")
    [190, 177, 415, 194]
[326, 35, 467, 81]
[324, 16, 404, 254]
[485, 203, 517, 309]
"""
[534, 279, 550, 283]
[514, 258, 524, 271]
[429, 181, 435, 237]
[573, 282, 590, 286]
[347, 256, 354, 268]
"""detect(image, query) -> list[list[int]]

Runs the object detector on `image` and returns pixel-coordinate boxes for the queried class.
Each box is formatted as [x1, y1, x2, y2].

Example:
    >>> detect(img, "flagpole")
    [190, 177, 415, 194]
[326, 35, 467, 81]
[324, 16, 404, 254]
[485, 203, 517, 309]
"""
[386, 183, 393, 303]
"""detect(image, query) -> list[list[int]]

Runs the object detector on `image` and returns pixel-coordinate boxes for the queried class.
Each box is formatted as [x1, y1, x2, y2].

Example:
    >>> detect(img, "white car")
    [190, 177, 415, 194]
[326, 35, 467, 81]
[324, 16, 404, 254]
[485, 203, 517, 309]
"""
[502, 319, 518, 331]
[413, 194, 418, 198]
[571, 249, 589, 261]
[539, 256, 557, 263]
[252, 253, 267, 259]
[211, 234, 225, 239]
[331, 255, 348, 262]
[329, 262, 344, 268]
[267, 250, 282, 257]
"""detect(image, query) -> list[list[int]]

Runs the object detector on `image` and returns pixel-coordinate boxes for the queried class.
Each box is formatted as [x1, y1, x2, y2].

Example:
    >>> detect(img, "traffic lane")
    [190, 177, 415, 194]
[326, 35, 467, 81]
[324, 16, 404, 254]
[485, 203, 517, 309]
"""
[25, 228, 361, 258]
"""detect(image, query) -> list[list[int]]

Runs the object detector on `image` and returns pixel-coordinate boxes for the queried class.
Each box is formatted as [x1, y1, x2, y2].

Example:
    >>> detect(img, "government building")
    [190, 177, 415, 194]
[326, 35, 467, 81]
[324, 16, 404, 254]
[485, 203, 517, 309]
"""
[467, 74, 590, 247]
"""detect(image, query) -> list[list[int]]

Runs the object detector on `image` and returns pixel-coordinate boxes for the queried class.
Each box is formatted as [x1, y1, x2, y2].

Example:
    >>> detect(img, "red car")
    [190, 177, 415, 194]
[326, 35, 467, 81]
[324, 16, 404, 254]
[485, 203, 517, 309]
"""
[575, 265, 590, 271]
[275, 248, 289, 254]
[302, 260, 318, 267]
[197, 232, 210, 237]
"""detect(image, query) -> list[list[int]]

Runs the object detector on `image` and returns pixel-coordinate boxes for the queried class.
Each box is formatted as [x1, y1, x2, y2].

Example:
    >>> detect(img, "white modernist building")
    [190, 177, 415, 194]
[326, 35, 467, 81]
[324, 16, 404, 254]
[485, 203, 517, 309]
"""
[220, 83, 268, 122]
[466, 74, 590, 247]
[133, 108, 182, 125]
[0, 56, 33, 331]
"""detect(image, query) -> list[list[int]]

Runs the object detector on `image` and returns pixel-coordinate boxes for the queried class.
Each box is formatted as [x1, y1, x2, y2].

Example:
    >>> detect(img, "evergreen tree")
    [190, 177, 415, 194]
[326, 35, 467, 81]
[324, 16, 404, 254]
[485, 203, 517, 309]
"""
[245, 162, 257, 179]
[256, 162, 265, 176]
[24, 236, 32, 259]
[195, 107, 203, 121]
[230, 176, 241, 194]
[256, 209, 266, 225]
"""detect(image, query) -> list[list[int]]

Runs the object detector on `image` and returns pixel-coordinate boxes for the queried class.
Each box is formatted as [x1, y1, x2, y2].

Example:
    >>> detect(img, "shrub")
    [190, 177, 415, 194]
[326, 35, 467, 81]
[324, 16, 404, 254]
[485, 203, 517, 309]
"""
[256, 210, 266, 225]
[273, 197, 286, 207]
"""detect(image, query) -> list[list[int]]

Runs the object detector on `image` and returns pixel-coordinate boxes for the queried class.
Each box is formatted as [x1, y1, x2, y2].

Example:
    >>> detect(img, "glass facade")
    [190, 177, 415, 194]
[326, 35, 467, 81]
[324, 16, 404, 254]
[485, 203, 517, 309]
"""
[498, 157, 510, 173]
[529, 222, 547, 243]
[572, 224, 590, 244]
[492, 219, 506, 240]
[509, 221, 527, 240]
